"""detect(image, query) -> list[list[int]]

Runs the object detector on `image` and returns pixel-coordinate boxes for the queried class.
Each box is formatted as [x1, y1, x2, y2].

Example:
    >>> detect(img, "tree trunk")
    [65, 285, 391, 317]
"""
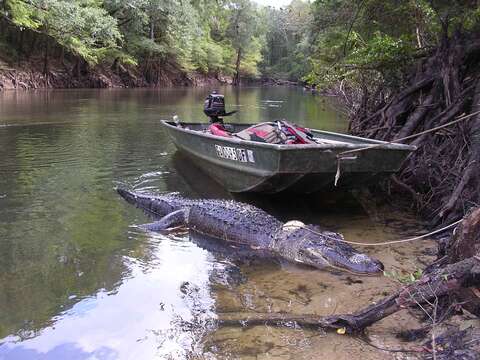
[43, 40, 49, 76]
[396, 92, 436, 139]
[233, 47, 242, 86]
[28, 34, 37, 59]
[468, 78, 480, 198]
[111, 57, 119, 73]
[18, 29, 24, 55]
[440, 78, 480, 219]
[149, 18, 155, 40]
[73, 58, 80, 79]
[348, 31, 480, 221]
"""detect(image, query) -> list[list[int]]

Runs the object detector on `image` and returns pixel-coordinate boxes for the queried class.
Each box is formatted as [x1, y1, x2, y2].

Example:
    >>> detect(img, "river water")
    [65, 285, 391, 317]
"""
[0, 87, 434, 359]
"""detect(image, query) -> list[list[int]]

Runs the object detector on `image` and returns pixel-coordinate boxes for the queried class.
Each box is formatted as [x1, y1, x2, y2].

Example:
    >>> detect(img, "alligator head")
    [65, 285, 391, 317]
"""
[275, 221, 384, 275]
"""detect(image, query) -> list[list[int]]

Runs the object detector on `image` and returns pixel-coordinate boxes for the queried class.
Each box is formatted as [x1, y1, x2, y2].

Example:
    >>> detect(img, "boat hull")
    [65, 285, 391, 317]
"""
[161, 121, 415, 193]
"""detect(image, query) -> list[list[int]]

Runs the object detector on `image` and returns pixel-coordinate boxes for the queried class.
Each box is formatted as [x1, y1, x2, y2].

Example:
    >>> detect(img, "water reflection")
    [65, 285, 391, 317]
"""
[0, 232, 217, 360]
[167, 153, 233, 200]
[0, 87, 345, 130]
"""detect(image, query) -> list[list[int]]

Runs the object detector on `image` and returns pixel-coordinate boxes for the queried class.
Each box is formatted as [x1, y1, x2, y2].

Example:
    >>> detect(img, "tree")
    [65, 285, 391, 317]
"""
[0, 0, 270, 83]
[2, 0, 122, 71]
[226, 0, 262, 85]
[260, 0, 313, 80]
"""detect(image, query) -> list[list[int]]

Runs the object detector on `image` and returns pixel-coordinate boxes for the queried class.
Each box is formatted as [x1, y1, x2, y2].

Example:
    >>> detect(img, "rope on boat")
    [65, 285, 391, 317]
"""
[334, 110, 480, 186]
[288, 219, 463, 246]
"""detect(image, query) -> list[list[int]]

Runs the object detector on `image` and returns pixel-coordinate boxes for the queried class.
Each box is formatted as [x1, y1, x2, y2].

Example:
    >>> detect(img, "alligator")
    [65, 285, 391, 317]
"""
[117, 188, 384, 274]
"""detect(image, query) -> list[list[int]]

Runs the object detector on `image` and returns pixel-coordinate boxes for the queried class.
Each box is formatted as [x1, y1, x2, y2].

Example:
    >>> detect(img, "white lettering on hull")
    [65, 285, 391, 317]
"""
[215, 145, 255, 163]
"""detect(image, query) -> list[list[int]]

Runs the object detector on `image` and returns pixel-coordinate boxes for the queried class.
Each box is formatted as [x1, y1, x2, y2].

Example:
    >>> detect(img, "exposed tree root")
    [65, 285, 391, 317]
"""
[347, 31, 480, 223]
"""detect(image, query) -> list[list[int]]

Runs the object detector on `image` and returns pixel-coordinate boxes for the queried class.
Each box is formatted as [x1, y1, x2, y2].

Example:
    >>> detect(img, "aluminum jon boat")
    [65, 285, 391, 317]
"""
[161, 120, 415, 194]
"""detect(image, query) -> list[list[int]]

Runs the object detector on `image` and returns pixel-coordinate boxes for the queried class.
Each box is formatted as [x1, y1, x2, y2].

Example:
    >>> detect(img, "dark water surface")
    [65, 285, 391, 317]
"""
[0, 87, 430, 360]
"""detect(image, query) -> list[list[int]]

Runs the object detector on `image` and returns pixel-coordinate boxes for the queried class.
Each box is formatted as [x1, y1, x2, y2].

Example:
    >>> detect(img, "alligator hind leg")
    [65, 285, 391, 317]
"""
[140, 209, 187, 232]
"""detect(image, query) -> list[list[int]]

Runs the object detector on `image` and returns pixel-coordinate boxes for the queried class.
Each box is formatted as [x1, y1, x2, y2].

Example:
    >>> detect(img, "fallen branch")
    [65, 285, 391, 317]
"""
[439, 161, 476, 218]
[219, 255, 480, 333]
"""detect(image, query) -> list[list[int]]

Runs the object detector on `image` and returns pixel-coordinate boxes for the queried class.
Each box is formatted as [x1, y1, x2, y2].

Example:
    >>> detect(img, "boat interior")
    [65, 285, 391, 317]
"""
[165, 120, 372, 146]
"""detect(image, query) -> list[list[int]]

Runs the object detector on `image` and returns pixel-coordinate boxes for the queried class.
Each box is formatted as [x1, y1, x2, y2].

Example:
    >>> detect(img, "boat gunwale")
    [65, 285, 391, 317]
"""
[161, 120, 416, 152]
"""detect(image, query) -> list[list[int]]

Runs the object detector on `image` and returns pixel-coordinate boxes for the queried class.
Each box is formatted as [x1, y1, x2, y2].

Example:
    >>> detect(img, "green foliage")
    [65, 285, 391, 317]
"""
[192, 38, 234, 74]
[48, 1, 122, 64]
[226, 0, 260, 50]
[348, 32, 414, 68]
[0, 0, 299, 80]
[3, 0, 123, 64]
[225, 0, 265, 80]
[104, 0, 264, 77]
[240, 36, 263, 76]
[260, 0, 313, 81]
[5, 0, 41, 29]
[3, 0, 476, 84]
[304, 0, 480, 89]
[384, 269, 423, 284]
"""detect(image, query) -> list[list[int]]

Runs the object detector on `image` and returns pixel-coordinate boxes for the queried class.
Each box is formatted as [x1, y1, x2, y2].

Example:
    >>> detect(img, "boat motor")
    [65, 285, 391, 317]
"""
[204, 91, 237, 123]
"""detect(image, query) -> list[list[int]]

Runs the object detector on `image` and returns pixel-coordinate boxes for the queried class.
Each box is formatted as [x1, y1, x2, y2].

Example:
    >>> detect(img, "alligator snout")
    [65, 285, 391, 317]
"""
[299, 245, 384, 274]
[281, 226, 385, 275]
[333, 252, 384, 274]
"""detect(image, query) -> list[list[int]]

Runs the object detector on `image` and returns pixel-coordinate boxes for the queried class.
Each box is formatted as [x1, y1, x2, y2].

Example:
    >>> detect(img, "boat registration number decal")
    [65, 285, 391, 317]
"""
[215, 145, 255, 163]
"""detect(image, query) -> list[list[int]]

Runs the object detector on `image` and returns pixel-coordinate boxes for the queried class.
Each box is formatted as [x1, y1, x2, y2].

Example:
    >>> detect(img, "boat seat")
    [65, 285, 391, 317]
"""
[235, 122, 286, 144]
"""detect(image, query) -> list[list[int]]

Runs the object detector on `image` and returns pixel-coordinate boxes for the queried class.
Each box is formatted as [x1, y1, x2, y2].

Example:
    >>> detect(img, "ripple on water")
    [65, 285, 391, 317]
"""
[131, 171, 171, 191]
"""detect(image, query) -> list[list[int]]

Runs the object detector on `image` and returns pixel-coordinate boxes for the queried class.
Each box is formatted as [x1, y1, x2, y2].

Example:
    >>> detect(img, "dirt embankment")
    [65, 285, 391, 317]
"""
[0, 58, 232, 90]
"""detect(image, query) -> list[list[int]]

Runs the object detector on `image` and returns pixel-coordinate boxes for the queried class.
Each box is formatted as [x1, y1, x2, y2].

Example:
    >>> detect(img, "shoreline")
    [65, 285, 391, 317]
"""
[0, 61, 299, 91]
[0, 66, 229, 91]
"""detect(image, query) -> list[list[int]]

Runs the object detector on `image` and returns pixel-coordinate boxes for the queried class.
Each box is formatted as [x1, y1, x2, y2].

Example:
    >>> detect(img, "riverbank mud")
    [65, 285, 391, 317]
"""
[0, 58, 231, 90]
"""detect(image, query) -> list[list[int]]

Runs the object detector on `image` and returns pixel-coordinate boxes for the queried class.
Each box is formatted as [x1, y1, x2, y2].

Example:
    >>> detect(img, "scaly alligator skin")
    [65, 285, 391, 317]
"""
[117, 188, 384, 274]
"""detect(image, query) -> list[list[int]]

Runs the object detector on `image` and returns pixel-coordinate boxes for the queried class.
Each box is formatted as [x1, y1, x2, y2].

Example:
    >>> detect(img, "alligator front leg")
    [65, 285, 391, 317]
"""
[140, 209, 188, 232]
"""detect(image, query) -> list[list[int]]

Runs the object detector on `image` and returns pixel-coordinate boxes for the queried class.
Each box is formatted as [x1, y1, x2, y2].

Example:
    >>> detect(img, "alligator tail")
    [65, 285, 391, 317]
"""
[116, 187, 138, 204]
